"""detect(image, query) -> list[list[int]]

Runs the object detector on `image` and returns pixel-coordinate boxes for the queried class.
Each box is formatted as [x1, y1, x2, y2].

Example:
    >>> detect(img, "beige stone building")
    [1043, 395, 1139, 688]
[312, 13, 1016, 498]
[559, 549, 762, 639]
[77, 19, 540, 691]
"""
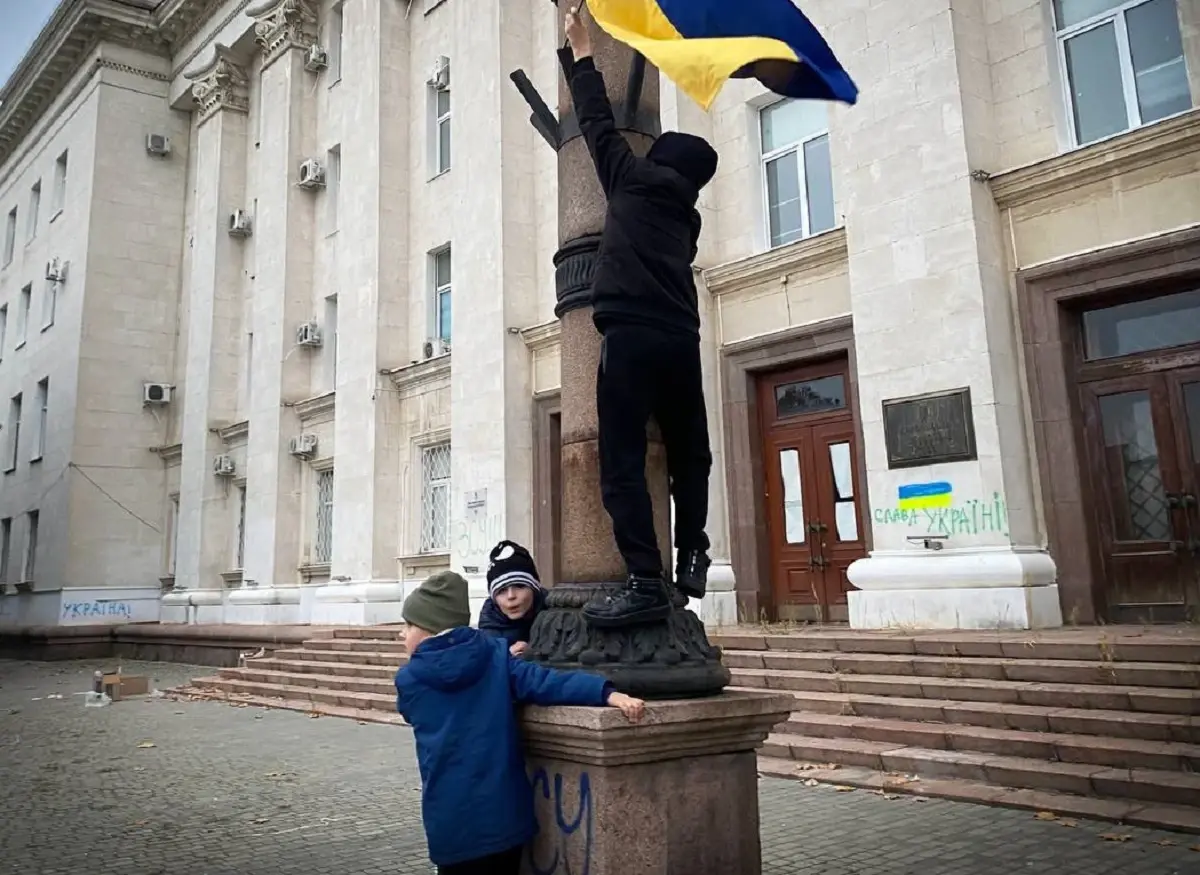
[0, 0, 1197, 631]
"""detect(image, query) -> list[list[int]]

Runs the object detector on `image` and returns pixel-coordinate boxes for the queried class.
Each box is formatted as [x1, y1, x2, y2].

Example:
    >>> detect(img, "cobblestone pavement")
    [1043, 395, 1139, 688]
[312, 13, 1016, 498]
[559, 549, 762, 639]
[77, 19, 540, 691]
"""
[1, 659, 1197, 875]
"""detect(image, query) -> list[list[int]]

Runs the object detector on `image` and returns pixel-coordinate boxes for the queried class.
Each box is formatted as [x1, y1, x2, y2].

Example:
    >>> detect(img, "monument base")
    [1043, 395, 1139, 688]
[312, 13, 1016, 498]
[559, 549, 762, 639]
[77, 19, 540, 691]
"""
[528, 583, 731, 699]
[521, 691, 794, 875]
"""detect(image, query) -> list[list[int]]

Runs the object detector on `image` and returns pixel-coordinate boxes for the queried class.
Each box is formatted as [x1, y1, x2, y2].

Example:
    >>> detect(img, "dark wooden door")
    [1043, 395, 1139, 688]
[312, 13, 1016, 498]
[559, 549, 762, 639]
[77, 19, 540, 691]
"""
[760, 360, 866, 622]
[1081, 372, 1199, 621]
[1167, 368, 1200, 617]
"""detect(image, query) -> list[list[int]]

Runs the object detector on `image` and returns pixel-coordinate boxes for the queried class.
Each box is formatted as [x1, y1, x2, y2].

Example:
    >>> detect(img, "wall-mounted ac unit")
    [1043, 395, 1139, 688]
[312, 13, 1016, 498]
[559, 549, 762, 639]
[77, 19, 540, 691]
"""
[229, 209, 253, 237]
[45, 257, 67, 283]
[289, 433, 318, 458]
[143, 383, 172, 405]
[296, 322, 322, 347]
[213, 454, 236, 477]
[298, 159, 326, 190]
[146, 133, 171, 156]
[437, 338, 451, 355]
[428, 55, 450, 90]
[305, 44, 329, 72]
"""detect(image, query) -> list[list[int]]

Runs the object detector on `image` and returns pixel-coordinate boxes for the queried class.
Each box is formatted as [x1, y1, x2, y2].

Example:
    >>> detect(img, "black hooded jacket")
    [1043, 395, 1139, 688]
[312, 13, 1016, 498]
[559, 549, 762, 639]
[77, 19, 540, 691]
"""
[566, 55, 718, 338]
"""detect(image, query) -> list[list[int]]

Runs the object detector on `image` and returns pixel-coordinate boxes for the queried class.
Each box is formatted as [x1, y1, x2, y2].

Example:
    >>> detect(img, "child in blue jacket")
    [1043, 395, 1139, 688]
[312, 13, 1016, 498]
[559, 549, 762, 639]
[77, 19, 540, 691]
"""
[396, 570, 644, 875]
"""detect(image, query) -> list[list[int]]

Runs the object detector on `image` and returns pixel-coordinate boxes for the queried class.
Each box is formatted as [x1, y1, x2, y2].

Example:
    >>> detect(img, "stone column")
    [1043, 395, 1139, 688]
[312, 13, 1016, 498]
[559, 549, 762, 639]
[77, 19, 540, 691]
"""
[841, 0, 1060, 630]
[230, 0, 319, 623]
[522, 13, 727, 698]
[164, 47, 250, 624]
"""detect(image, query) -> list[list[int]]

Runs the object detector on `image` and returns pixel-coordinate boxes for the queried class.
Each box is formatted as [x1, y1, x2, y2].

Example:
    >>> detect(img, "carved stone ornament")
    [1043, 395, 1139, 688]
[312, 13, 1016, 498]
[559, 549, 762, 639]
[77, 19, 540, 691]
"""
[187, 45, 249, 120]
[249, 0, 318, 64]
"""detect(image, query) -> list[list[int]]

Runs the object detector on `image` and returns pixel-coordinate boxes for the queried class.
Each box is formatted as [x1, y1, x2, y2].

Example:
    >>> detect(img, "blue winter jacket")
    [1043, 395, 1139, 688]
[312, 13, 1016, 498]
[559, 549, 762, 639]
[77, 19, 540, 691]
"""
[395, 626, 611, 867]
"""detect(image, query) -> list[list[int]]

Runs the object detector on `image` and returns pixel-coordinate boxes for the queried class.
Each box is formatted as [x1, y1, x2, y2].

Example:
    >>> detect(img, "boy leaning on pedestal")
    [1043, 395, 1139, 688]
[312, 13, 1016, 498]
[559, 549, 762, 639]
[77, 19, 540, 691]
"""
[395, 570, 645, 875]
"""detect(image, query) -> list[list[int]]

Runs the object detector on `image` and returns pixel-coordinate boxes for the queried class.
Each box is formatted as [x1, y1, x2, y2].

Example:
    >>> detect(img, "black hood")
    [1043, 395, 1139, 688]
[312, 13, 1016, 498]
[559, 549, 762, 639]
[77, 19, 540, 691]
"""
[647, 132, 718, 191]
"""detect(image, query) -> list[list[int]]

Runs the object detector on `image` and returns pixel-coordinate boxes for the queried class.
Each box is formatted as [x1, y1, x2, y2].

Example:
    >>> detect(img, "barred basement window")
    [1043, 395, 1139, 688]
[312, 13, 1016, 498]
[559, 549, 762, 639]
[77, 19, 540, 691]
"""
[420, 443, 450, 553]
[314, 469, 334, 564]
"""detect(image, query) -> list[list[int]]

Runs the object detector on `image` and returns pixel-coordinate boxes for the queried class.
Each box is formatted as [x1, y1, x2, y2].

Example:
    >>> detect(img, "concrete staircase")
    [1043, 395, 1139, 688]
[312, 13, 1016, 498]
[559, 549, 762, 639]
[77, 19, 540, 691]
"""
[711, 628, 1200, 833]
[175, 623, 1200, 832]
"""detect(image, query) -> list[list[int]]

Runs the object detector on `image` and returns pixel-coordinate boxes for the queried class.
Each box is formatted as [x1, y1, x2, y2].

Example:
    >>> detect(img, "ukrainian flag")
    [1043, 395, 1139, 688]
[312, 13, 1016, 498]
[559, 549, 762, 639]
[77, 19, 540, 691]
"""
[587, 0, 858, 111]
[897, 482, 953, 512]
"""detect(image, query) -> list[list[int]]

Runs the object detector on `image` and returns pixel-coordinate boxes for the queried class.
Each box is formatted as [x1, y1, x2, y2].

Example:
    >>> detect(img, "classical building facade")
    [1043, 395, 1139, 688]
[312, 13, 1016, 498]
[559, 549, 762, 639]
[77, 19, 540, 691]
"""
[0, 0, 1197, 630]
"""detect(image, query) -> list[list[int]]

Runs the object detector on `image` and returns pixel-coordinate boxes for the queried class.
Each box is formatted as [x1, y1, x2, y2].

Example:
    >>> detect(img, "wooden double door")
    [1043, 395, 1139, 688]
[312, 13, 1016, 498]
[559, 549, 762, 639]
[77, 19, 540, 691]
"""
[759, 360, 866, 622]
[1081, 366, 1200, 622]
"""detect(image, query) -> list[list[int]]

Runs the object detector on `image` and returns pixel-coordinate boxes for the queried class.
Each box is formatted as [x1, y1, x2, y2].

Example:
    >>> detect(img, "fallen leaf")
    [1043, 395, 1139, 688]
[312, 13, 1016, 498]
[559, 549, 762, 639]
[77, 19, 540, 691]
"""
[802, 779, 819, 787]
[1034, 811, 1058, 821]
[832, 785, 855, 792]
[1154, 839, 1176, 847]
[309, 712, 321, 719]
[1058, 819, 1077, 828]
[136, 742, 156, 749]
[252, 817, 269, 824]
[1099, 833, 1133, 843]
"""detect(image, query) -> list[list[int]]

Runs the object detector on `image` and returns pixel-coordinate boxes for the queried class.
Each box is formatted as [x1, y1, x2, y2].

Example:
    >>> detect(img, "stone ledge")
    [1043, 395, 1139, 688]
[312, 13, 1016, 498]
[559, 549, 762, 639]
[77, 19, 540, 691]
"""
[703, 227, 848, 297]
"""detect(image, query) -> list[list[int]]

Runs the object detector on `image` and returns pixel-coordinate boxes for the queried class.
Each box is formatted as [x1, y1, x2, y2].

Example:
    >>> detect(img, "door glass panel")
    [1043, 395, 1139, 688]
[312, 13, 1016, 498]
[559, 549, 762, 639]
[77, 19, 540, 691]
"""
[1097, 390, 1172, 541]
[828, 442, 858, 542]
[779, 448, 806, 545]
[1183, 381, 1200, 465]
[1082, 289, 1200, 360]
[775, 375, 846, 419]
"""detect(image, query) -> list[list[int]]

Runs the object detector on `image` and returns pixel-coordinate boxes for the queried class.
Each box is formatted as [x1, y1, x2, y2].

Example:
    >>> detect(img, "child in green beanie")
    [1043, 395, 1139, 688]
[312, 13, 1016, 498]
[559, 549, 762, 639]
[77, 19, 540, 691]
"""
[395, 569, 643, 875]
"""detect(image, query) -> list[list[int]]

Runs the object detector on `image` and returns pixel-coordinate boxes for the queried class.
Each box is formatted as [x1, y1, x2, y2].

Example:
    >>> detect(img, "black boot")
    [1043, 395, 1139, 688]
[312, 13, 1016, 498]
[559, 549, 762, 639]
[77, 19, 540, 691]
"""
[582, 575, 672, 629]
[675, 550, 711, 599]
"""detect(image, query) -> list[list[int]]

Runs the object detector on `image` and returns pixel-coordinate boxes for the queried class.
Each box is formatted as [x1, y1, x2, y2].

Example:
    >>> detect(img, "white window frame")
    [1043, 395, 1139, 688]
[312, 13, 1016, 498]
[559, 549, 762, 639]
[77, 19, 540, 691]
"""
[51, 150, 68, 219]
[33, 377, 48, 462]
[325, 144, 341, 233]
[42, 279, 57, 331]
[757, 99, 834, 250]
[419, 442, 451, 554]
[17, 284, 31, 347]
[23, 509, 38, 583]
[6, 393, 22, 473]
[166, 493, 180, 577]
[27, 180, 40, 242]
[431, 246, 451, 346]
[328, 2, 344, 83]
[324, 294, 339, 390]
[3, 207, 16, 266]
[1053, 0, 1192, 147]
[312, 467, 335, 564]
[432, 83, 451, 175]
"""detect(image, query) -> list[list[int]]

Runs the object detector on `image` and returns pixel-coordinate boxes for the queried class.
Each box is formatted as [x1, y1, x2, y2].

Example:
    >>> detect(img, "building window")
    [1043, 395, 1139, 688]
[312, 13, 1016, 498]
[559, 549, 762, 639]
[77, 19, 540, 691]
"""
[27, 181, 40, 242]
[420, 443, 451, 553]
[324, 294, 339, 390]
[0, 517, 10, 583]
[759, 99, 836, 248]
[166, 495, 180, 577]
[325, 144, 341, 232]
[0, 305, 7, 360]
[235, 485, 247, 570]
[313, 468, 334, 564]
[23, 509, 39, 582]
[6, 393, 22, 473]
[52, 150, 68, 216]
[17, 284, 31, 346]
[432, 82, 451, 174]
[1055, 0, 1191, 146]
[33, 378, 48, 462]
[432, 247, 451, 346]
[328, 2, 344, 82]
[42, 280, 57, 330]
[3, 207, 16, 266]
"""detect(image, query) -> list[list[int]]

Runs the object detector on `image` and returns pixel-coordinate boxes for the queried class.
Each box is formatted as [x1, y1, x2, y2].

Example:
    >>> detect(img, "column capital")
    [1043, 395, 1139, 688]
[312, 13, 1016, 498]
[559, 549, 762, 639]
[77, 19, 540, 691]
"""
[187, 45, 249, 122]
[248, 0, 318, 66]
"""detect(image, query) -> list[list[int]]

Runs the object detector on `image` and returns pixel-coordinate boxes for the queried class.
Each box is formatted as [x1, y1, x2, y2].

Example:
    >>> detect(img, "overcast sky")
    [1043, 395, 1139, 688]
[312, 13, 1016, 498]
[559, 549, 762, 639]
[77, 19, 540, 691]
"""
[1, 0, 60, 90]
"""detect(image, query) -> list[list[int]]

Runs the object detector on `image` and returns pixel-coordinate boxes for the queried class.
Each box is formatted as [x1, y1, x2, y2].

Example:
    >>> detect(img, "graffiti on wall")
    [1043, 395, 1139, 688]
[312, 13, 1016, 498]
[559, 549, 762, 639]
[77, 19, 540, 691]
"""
[62, 601, 134, 621]
[874, 482, 1008, 538]
[528, 768, 593, 875]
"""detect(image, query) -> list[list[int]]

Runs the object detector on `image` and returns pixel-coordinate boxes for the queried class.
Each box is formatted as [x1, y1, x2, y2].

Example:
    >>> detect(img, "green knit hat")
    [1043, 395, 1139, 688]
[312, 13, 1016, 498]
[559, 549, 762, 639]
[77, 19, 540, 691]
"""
[403, 570, 471, 634]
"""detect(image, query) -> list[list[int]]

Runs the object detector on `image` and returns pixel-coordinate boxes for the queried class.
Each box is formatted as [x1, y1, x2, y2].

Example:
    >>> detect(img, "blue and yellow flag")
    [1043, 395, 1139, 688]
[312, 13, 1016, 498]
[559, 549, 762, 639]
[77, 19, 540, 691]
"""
[587, 0, 858, 110]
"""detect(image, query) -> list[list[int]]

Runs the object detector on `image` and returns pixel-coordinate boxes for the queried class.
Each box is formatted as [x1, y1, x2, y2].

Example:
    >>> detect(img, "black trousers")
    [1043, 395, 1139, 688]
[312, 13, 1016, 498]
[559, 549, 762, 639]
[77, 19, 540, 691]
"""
[597, 323, 712, 578]
[438, 845, 523, 875]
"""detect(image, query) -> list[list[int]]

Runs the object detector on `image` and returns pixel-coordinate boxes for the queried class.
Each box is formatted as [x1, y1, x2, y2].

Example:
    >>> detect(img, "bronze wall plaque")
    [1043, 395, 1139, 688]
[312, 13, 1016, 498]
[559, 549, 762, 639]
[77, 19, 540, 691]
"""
[882, 388, 977, 469]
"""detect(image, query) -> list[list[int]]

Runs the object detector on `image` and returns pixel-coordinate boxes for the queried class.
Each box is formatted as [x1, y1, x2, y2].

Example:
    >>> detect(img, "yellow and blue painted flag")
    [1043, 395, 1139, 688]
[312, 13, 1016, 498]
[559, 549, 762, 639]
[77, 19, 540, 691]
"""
[587, 0, 858, 111]
[897, 482, 953, 512]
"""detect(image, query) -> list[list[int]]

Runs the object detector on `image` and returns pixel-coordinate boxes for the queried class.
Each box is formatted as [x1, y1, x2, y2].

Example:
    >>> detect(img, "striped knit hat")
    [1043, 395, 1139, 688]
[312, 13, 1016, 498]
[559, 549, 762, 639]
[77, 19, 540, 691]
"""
[486, 540, 542, 598]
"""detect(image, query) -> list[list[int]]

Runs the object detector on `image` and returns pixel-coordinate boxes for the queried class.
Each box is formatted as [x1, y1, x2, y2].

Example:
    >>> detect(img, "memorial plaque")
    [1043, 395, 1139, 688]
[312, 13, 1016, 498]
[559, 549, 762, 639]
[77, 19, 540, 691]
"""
[882, 387, 977, 469]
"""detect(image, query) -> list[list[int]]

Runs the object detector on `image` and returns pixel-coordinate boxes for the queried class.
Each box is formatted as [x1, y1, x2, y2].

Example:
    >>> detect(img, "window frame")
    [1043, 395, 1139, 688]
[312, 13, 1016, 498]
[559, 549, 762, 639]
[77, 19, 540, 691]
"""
[41, 279, 57, 331]
[16, 284, 31, 347]
[0, 517, 11, 583]
[433, 85, 451, 175]
[432, 246, 452, 346]
[33, 377, 48, 463]
[1053, 0, 1192, 147]
[419, 442, 451, 554]
[23, 509, 39, 583]
[27, 180, 40, 242]
[51, 150, 68, 219]
[6, 393, 22, 473]
[757, 98, 834, 250]
[313, 467, 335, 565]
[3, 206, 16, 266]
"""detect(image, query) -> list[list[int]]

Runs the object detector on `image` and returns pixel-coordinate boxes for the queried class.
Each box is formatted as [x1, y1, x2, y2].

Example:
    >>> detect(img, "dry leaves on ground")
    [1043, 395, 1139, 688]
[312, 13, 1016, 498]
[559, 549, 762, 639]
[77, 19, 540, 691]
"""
[136, 741, 156, 749]
[1034, 811, 1058, 821]
[1098, 833, 1133, 843]
[1153, 839, 1176, 847]
[832, 785, 856, 792]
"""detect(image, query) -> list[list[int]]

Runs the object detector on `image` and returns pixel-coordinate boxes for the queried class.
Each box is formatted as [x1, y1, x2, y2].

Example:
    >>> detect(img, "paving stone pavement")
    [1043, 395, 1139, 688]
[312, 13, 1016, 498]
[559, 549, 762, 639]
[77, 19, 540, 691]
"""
[1, 659, 1197, 875]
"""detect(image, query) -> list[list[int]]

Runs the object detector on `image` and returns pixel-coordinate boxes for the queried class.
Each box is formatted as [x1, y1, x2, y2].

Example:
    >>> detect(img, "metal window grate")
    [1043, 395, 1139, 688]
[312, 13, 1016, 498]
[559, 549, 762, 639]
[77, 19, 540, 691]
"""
[421, 443, 451, 553]
[314, 469, 334, 563]
[235, 487, 247, 570]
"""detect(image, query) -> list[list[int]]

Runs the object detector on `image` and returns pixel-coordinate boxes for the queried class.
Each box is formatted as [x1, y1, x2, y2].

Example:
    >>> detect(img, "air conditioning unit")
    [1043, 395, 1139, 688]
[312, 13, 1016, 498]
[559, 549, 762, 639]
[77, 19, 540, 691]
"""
[45, 258, 67, 283]
[428, 55, 450, 90]
[297, 158, 326, 189]
[304, 44, 329, 72]
[213, 454, 236, 477]
[228, 209, 253, 237]
[146, 133, 171, 156]
[143, 382, 172, 405]
[437, 338, 451, 355]
[423, 338, 452, 359]
[289, 433, 318, 458]
[296, 322, 322, 347]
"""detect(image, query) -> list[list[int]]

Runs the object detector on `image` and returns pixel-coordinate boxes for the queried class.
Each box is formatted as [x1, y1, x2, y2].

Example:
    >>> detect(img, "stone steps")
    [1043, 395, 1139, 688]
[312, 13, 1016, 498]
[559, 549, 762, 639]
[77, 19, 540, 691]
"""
[272, 648, 407, 667]
[186, 675, 397, 712]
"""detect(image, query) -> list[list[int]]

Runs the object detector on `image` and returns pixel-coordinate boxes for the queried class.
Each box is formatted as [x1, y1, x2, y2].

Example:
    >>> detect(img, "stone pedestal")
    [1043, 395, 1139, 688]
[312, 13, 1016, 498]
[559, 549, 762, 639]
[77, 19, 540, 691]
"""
[520, 692, 793, 875]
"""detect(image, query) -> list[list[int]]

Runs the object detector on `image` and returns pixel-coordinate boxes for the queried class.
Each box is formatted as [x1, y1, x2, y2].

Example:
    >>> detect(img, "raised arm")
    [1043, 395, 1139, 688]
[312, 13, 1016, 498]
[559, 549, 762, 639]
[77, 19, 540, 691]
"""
[563, 6, 636, 196]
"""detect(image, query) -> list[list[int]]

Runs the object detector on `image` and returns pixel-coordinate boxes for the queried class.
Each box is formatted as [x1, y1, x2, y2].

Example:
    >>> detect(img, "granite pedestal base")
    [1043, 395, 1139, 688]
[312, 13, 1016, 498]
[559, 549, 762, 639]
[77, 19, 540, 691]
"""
[520, 691, 793, 875]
